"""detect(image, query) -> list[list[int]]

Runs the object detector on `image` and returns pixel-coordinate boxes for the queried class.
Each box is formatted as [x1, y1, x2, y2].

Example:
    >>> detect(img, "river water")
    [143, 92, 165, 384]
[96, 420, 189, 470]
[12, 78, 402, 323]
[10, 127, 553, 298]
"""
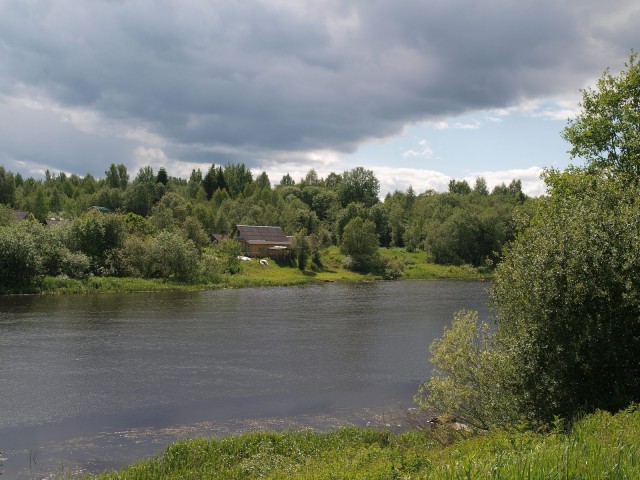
[0, 280, 490, 478]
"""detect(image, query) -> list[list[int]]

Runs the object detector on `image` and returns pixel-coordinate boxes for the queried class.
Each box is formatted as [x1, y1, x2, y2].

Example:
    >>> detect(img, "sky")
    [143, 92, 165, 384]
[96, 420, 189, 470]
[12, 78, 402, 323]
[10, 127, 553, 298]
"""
[0, 1, 638, 197]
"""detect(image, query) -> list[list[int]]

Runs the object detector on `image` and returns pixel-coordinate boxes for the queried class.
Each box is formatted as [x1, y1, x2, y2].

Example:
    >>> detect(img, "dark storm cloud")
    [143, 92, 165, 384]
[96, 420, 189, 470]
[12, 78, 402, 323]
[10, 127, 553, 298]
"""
[0, 0, 637, 173]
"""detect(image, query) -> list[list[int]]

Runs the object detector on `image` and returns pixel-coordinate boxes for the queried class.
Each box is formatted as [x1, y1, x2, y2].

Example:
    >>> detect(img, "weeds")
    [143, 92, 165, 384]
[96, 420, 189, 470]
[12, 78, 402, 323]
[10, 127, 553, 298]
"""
[90, 406, 640, 479]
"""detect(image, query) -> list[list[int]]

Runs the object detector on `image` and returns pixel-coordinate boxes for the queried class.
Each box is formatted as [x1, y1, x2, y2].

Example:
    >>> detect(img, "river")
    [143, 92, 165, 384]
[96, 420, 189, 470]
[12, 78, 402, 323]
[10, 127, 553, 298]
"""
[0, 280, 490, 478]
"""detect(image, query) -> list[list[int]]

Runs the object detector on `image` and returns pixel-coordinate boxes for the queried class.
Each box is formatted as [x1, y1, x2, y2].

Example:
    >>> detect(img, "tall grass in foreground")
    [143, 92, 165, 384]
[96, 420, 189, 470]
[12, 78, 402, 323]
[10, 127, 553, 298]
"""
[91, 406, 640, 479]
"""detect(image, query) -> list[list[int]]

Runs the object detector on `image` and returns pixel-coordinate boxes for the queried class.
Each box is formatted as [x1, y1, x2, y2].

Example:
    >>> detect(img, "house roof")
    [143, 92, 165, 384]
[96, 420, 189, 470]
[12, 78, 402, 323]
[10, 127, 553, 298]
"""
[210, 233, 228, 242]
[234, 225, 291, 244]
[13, 210, 30, 220]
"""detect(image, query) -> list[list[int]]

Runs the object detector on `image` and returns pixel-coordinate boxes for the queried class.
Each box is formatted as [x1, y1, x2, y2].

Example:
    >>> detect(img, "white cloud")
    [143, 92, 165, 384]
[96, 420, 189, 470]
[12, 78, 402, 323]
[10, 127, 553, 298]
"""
[465, 166, 546, 197]
[452, 121, 480, 130]
[402, 139, 434, 158]
[132, 147, 170, 173]
[372, 166, 451, 197]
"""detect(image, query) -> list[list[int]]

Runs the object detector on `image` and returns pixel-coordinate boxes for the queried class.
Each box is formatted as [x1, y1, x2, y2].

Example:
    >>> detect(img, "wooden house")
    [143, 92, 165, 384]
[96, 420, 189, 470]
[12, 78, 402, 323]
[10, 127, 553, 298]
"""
[230, 225, 292, 259]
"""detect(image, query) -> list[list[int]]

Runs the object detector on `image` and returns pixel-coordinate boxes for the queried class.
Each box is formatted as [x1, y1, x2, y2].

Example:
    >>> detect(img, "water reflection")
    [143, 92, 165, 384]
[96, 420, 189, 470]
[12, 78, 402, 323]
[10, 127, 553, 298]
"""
[0, 280, 489, 478]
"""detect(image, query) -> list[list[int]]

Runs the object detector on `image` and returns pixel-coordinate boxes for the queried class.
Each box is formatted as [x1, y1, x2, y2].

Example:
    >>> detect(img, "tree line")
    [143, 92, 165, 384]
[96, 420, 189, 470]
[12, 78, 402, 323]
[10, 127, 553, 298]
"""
[0, 158, 528, 289]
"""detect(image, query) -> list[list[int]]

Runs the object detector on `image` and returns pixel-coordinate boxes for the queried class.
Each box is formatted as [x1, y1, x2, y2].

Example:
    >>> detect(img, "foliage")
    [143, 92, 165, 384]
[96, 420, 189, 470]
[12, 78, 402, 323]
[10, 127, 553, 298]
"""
[0, 203, 16, 226]
[292, 229, 311, 271]
[339, 216, 380, 272]
[0, 222, 43, 290]
[563, 51, 640, 178]
[156, 167, 168, 186]
[68, 210, 126, 270]
[419, 170, 640, 429]
[338, 166, 380, 208]
[1, 160, 526, 290]
[60, 250, 92, 279]
[198, 240, 241, 284]
[0, 166, 16, 206]
[105, 163, 129, 190]
[419, 55, 640, 428]
[182, 216, 210, 251]
[415, 310, 518, 430]
[149, 231, 199, 281]
[448, 179, 472, 195]
[93, 407, 640, 480]
[491, 170, 640, 423]
[224, 163, 253, 198]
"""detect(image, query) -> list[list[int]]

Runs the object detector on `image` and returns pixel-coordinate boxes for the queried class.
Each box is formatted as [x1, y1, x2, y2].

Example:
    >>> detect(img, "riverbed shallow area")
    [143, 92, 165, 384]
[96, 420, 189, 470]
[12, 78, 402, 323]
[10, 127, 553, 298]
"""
[0, 280, 489, 478]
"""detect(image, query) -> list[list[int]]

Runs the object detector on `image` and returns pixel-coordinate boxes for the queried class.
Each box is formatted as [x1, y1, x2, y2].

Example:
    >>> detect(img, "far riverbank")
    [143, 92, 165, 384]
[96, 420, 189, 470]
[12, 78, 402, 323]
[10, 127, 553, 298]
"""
[9, 247, 491, 295]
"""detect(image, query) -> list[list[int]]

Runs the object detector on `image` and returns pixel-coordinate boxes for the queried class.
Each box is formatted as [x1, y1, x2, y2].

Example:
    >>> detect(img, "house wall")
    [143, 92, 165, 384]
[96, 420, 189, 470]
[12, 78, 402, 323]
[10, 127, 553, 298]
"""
[241, 242, 289, 258]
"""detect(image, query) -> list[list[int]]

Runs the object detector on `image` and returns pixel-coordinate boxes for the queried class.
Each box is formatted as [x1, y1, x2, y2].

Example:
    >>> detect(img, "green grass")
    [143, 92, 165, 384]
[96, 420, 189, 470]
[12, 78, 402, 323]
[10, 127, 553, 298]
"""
[39, 276, 205, 294]
[382, 247, 491, 280]
[20, 247, 489, 295]
[88, 406, 640, 479]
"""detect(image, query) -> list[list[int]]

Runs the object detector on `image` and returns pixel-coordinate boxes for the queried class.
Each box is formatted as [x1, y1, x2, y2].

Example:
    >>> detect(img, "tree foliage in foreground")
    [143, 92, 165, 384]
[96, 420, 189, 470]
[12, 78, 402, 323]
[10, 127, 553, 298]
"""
[418, 171, 640, 428]
[492, 170, 640, 422]
[563, 51, 640, 177]
[417, 52, 640, 428]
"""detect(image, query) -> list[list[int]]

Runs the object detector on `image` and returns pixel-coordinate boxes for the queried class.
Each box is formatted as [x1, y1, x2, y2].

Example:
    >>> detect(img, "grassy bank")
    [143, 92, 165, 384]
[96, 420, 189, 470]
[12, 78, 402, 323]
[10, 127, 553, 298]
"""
[29, 247, 489, 295]
[90, 406, 639, 479]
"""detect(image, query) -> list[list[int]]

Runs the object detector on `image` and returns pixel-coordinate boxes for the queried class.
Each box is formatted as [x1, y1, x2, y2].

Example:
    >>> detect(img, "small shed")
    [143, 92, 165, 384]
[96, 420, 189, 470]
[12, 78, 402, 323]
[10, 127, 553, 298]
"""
[210, 233, 228, 243]
[13, 210, 30, 221]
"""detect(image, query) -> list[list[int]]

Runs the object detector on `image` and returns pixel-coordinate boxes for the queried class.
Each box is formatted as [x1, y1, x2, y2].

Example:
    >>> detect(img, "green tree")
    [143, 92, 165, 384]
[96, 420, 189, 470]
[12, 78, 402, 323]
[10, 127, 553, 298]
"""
[417, 55, 640, 428]
[255, 171, 271, 190]
[292, 229, 311, 271]
[224, 163, 253, 198]
[473, 177, 489, 196]
[415, 310, 517, 430]
[491, 170, 640, 423]
[0, 223, 43, 290]
[0, 166, 16, 206]
[182, 216, 210, 251]
[30, 185, 49, 221]
[448, 179, 472, 195]
[105, 163, 129, 190]
[188, 168, 203, 198]
[149, 231, 199, 280]
[209, 239, 242, 274]
[135, 166, 155, 183]
[124, 181, 155, 216]
[203, 164, 219, 200]
[69, 211, 126, 270]
[156, 167, 169, 186]
[0, 204, 16, 226]
[340, 217, 380, 272]
[338, 167, 380, 208]
[563, 51, 640, 178]
[279, 173, 295, 186]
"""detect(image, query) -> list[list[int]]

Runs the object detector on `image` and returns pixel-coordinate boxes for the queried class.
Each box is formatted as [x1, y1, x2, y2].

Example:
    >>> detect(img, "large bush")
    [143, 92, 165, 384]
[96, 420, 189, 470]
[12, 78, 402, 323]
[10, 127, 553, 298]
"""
[418, 54, 640, 427]
[340, 216, 380, 272]
[491, 170, 640, 422]
[69, 210, 126, 270]
[414, 310, 519, 429]
[418, 171, 640, 428]
[0, 223, 42, 290]
[149, 231, 199, 280]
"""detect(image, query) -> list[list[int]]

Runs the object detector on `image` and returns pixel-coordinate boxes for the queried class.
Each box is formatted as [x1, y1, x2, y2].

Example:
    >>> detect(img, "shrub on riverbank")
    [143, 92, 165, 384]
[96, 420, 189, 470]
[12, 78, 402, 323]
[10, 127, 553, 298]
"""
[416, 53, 640, 429]
[12, 247, 488, 295]
[92, 406, 640, 479]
